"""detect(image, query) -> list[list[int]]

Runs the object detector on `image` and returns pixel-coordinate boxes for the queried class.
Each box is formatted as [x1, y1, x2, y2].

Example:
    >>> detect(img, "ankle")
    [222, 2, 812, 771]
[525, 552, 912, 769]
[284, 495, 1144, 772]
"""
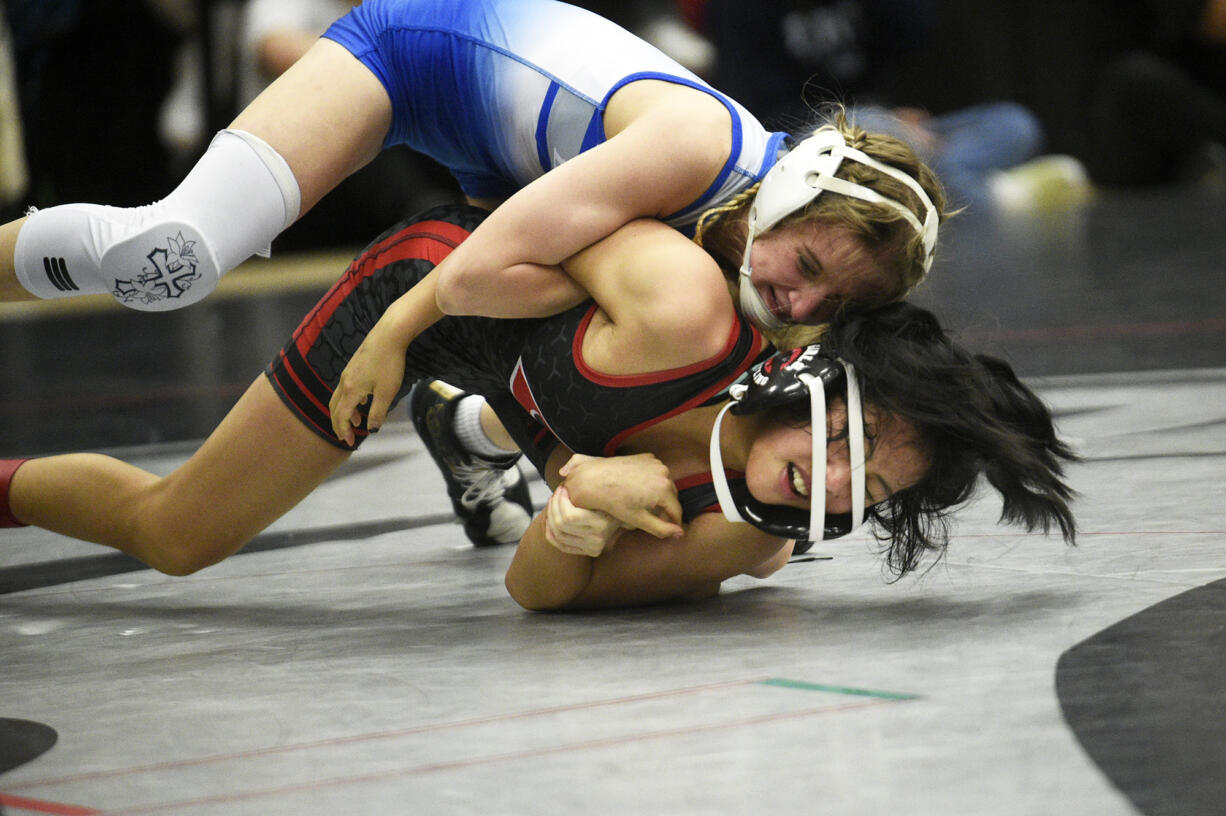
[453, 396, 519, 462]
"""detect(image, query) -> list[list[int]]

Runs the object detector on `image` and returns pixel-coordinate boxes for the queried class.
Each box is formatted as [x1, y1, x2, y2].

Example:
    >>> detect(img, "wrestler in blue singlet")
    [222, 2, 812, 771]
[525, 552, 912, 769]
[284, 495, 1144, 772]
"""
[322, 0, 787, 232]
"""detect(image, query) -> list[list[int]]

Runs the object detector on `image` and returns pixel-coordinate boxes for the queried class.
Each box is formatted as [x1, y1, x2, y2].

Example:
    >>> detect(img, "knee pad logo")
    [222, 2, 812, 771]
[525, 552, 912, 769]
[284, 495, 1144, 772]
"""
[112, 232, 202, 305]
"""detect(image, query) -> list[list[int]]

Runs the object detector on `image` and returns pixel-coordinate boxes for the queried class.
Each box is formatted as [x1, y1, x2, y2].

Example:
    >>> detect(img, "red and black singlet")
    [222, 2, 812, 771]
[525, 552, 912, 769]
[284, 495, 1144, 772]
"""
[266, 205, 768, 478]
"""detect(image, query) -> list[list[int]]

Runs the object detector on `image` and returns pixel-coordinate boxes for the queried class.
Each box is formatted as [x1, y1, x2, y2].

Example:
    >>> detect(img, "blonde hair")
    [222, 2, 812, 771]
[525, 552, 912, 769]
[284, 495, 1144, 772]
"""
[695, 107, 949, 331]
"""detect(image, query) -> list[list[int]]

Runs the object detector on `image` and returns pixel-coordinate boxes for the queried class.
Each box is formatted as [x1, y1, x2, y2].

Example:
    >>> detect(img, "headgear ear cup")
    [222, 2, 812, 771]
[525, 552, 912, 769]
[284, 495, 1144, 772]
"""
[708, 344, 864, 540]
[737, 127, 939, 330]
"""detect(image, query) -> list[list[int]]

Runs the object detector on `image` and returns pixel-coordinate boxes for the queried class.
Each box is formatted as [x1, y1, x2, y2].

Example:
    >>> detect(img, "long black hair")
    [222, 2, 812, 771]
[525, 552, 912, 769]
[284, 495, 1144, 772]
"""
[821, 302, 1078, 576]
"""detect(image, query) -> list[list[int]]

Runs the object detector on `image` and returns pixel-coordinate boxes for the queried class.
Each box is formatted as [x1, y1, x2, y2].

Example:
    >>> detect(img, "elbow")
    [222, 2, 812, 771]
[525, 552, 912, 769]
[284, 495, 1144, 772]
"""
[746, 559, 785, 580]
[434, 275, 463, 315]
[744, 541, 794, 579]
[435, 269, 480, 316]
[504, 573, 567, 612]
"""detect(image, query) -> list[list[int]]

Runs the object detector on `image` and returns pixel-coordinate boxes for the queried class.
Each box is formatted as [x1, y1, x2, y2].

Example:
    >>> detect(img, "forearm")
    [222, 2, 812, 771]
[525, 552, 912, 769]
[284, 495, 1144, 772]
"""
[435, 260, 588, 318]
[327, 268, 447, 441]
[435, 140, 664, 318]
[384, 269, 445, 344]
[504, 513, 595, 611]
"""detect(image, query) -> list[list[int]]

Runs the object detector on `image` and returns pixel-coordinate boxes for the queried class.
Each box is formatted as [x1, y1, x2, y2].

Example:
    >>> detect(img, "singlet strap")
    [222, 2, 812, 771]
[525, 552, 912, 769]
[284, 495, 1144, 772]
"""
[676, 471, 745, 523]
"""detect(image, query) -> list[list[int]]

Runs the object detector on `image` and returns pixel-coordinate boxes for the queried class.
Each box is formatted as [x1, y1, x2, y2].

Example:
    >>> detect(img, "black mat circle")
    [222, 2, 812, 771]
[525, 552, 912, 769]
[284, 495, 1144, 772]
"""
[1056, 578, 1226, 816]
[0, 718, 57, 775]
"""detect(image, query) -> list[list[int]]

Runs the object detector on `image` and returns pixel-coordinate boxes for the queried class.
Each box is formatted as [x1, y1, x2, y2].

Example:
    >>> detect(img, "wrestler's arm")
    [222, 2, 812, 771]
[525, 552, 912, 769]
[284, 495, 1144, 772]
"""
[550, 218, 738, 367]
[364, 137, 737, 344]
[744, 541, 795, 578]
[328, 268, 444, 444]
[504, 445, 787, 611]
[435, 88, 733, 318]
[506, 510, 787, 611]
[536, 448, 794, 575]
[330, 218, 736, 439]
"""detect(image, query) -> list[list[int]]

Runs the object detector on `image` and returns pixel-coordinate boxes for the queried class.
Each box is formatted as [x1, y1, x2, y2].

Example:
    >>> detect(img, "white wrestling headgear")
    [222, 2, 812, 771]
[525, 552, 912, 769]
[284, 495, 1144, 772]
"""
[738, 127, 940, 331]
[708, 344, 866, 541]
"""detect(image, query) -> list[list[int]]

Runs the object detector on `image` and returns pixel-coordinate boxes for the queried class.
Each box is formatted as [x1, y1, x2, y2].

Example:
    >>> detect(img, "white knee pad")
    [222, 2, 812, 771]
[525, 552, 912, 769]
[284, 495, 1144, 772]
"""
[14, 129, 300, 312]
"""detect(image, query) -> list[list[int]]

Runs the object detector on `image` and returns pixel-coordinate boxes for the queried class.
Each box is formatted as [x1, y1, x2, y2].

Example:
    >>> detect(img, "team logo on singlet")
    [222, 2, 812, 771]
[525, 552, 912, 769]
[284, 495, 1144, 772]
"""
[509, 358, 559, 439]
[112, 232, 202, 305]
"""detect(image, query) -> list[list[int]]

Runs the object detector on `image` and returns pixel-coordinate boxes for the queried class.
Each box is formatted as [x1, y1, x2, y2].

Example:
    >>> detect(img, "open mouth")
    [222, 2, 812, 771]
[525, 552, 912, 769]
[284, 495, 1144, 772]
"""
[788, 463, 809, 498]
[764, 286, 790, 321]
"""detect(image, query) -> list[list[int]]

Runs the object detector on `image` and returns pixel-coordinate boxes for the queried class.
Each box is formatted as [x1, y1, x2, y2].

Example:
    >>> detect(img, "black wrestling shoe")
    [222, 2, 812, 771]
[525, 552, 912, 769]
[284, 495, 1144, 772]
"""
[408, 380, 533, 547]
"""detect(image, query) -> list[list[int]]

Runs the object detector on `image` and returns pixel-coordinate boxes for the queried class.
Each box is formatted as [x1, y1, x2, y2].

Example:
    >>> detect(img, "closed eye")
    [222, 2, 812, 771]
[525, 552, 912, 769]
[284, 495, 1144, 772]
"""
[798, 249, 822, 281]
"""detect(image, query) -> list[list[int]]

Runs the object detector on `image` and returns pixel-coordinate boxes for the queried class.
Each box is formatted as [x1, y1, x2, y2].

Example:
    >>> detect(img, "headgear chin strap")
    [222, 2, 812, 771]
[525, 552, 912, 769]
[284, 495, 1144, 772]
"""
[709, 344, 866, 541]
[738, 127, 940, 331]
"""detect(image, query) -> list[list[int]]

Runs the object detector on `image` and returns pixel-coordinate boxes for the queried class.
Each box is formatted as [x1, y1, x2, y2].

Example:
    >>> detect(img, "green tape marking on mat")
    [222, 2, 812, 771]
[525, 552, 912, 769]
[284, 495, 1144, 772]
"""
[759, 678, 921, 701]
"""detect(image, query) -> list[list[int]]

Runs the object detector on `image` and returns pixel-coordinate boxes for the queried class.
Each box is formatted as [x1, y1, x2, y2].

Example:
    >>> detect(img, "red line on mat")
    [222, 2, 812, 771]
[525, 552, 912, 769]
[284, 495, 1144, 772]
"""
[8, 677, 771, 790]
[0, 792, 100, 815]
[95, 699, 893, 815]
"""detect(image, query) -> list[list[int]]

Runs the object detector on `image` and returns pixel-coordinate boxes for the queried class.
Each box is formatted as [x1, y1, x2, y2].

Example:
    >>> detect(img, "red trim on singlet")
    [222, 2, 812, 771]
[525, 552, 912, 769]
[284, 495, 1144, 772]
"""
[509, 357, 561, 440]
[292, 220, 471, 356]
[674, 470, 744, 491]
[277, 349, 328, 417]
[1, 458, 31, 527]
[271, 348, 369, 443]
[563, 303, 765, 458]
[571, 305, 748, 387]
[269, 365, 337, 442]
[675, 470, 745, 516]
[599, 318, 765, 456]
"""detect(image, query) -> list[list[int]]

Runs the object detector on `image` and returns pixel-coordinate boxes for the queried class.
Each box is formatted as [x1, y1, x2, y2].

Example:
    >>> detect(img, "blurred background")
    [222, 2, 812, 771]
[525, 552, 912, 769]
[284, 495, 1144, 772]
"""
[5, 0, 1224, 230]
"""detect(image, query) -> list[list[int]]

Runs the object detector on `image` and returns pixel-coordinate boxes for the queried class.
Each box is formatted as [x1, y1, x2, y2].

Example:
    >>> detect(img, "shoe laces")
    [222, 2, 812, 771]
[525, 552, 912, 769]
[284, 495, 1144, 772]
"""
[452, 461, 512, 509]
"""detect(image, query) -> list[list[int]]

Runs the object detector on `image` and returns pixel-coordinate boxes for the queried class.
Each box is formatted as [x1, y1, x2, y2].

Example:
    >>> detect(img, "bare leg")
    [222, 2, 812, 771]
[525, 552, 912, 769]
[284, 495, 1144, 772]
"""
[8, 377, 350, 575]
[230, 38, 393, 216]
[479, 402, 522, 453]
[0, 217, 34, 301]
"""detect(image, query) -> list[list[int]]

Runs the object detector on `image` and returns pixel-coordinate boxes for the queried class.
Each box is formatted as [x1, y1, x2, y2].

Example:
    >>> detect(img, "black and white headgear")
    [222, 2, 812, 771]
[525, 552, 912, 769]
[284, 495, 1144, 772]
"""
[709, 344, 866, 541]
[738, 127, 940, 331]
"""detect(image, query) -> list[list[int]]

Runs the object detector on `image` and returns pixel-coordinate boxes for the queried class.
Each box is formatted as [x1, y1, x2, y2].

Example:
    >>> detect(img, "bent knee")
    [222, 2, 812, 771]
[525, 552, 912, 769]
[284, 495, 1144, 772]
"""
[131, 523, 252, 576]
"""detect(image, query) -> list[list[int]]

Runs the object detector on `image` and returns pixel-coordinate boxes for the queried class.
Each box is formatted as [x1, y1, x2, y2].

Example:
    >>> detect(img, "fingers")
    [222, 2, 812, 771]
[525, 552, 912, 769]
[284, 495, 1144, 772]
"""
[328, 366, 400, 446]
[545, 488, 587, 555]
[558, 453, 597, 478]
[365, 381, 399, 434]
[545, 487, 616, 558]
[328, 390, 355, 445]
[658, 489, 683, 527]
[629, 509, 685, 540]
[328, 382, 367, 447]
[343, 408, 363, 447]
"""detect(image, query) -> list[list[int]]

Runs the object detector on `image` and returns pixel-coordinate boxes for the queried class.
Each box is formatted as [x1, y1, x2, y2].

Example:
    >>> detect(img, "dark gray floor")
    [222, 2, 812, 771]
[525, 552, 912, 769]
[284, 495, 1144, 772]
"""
[1, 182, 1225, 815]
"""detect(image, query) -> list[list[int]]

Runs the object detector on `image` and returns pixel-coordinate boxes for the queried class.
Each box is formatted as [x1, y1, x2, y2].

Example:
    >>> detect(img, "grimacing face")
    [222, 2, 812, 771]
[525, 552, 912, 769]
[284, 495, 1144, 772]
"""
[746, 220, 891, 325]
[743, 398, 929, 516]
